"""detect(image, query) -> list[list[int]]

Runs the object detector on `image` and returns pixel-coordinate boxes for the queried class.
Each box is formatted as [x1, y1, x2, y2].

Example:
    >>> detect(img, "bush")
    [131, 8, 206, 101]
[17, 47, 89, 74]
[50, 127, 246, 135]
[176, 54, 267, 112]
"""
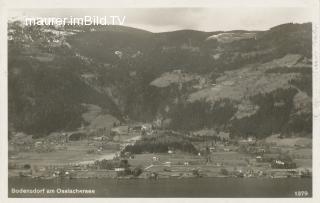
[23, 164, 31, 170]
[132, 166, 143, 177]
[220, 168, 229, 176]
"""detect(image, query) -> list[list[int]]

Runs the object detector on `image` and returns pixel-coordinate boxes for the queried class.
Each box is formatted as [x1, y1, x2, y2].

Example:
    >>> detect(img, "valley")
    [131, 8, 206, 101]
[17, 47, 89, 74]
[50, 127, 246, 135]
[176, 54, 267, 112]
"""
[8, 21, 312, 181]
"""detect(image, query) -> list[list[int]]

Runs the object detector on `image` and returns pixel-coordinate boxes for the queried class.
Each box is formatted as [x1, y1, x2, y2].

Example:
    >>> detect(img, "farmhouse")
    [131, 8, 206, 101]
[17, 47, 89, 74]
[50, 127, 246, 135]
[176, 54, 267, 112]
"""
[271, 159, 297, 169]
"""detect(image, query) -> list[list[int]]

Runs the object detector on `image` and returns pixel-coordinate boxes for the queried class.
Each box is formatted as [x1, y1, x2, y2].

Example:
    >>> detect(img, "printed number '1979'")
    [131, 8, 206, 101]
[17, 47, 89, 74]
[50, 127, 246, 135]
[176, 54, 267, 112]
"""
[295, 191, 309, 197]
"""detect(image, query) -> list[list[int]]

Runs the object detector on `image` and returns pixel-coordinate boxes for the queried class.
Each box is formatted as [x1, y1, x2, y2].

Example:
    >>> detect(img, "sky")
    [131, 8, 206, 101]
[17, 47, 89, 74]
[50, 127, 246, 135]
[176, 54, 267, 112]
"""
[9, 7, 313, 32]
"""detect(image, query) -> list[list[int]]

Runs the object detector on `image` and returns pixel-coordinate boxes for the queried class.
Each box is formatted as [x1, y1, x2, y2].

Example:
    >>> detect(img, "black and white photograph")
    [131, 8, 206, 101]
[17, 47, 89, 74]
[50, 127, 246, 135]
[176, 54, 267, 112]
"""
[0, 0, 319, 200]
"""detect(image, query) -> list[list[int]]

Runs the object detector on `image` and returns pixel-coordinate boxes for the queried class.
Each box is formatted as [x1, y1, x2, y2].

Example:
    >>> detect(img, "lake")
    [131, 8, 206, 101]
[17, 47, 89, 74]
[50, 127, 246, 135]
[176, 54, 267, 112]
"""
[8, 177, 312, 198]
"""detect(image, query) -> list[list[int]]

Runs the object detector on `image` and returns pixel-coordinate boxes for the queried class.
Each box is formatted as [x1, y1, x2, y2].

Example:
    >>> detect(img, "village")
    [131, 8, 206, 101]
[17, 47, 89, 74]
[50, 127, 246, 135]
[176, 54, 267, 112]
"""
[8, 119, 312, 181]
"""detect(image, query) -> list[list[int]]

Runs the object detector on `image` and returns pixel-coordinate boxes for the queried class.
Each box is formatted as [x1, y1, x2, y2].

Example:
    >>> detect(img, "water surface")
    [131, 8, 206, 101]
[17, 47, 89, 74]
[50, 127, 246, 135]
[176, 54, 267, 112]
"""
[9, 177, 312, 198]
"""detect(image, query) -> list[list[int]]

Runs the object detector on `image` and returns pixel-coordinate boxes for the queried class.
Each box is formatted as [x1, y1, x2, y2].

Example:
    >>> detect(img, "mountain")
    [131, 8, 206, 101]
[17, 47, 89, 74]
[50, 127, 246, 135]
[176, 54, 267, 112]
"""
[8, 22, 312, 138]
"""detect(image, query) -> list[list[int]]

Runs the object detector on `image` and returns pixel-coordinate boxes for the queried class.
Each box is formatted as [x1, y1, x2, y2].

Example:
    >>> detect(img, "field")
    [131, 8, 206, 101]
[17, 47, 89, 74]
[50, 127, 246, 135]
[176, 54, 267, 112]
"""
[128, 153, 203, 167]
[127, 151, 263, 177]
[9, 140, 118, 166]
[289, 148, 312, 168]
[264, 135, 312, 169]
[188, 55, 302, 104]
[264, 134, 312, 147]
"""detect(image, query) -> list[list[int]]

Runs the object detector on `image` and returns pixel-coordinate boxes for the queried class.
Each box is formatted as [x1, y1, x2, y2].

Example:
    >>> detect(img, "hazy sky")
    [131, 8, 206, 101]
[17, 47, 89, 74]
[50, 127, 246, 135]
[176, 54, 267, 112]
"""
[9, 7, 313, 32]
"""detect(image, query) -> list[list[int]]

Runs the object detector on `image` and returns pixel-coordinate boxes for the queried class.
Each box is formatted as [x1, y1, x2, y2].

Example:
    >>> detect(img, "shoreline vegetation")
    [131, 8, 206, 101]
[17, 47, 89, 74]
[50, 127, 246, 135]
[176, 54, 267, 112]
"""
[9, 167, 312, 180]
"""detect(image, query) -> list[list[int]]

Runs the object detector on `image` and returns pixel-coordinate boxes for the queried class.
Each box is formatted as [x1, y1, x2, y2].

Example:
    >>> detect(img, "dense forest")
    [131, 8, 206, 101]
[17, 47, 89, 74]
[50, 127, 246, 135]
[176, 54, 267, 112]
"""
[123, 132, 198, 154]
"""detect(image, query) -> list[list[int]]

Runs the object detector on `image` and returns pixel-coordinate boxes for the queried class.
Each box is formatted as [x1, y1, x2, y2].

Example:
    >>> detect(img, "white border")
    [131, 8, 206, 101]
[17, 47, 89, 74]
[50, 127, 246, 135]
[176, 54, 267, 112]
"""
[0, 0, 317, 8]
[0, 0, 319, 203]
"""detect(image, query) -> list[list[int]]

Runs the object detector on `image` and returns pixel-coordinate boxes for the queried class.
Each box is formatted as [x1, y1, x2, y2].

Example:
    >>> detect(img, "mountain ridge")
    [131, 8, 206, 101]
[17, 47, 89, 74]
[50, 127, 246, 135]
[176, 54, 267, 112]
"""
[8, 21, 312, 138]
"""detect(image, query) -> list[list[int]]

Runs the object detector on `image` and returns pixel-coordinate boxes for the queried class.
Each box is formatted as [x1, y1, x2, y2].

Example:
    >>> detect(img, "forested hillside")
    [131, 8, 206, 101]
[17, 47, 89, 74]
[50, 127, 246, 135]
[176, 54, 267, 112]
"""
[8, 22, 312, 138]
